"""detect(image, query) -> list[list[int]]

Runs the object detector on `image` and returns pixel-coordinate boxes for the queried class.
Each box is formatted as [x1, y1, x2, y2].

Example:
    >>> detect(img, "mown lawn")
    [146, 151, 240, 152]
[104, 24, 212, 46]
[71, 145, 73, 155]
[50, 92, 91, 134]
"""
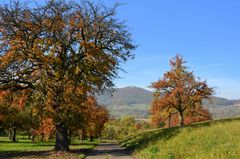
[0, 136, 98, 159]
[120, 118, 240, 159]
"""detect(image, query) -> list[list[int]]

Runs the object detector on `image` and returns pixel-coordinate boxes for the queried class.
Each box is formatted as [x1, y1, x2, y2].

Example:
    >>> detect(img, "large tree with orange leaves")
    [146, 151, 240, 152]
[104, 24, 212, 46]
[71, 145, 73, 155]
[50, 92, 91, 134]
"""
[151, 55, 213, 127]
[0, 0, 135, 151]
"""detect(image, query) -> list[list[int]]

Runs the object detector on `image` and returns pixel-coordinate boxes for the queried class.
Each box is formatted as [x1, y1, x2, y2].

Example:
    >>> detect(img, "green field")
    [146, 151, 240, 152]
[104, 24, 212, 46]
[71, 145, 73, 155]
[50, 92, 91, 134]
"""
[120, 118, 240, 159]
[0, 136, 98, 159]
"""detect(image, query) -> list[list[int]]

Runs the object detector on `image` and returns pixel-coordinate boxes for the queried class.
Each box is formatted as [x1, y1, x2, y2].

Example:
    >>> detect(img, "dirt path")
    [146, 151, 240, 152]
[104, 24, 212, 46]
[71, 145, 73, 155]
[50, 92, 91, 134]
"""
[85, 142, 135, 159]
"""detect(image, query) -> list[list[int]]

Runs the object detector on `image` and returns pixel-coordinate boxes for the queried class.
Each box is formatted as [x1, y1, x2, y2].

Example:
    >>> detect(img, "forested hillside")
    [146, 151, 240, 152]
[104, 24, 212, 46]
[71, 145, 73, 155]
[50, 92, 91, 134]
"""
[97, 86, 153, 106]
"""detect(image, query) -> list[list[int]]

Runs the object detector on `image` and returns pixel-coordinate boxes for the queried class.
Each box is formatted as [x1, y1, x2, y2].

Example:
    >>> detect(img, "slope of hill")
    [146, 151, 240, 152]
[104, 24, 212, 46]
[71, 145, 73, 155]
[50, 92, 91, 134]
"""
[204, 96, 234, 108]
[231, 99, 240, 105]
[97, 86, 240, 119]
[96, 86, 153, 118]
[97, 86, 153, 106]
[120, 118, 240, 159]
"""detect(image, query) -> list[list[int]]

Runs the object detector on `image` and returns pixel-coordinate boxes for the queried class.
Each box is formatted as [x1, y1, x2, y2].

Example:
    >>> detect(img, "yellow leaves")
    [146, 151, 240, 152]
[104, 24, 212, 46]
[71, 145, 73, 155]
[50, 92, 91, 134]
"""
[69, 18, 75, 27]
[80, 41, 95, 48]
[9, 37, 25, 49]
[42, 18, 53, 28]
[35, 118, 55, 141]
[80, 41, 100, 60]
[77, 20, 83, 29]
[83, 95, 109, 135]
[0, 50, 25, 68]
[32, 107, 39, 117]
[75, 66, 81, 74]
[23, 10, 31, 19]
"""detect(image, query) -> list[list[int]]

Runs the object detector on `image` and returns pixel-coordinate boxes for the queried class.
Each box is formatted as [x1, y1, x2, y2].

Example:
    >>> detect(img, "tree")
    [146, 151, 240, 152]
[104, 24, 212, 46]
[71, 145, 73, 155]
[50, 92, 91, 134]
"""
[0, 90, 29, 142]
[101, 116, 151, 140]
[151, 96, 177, 128]
[102, 122, 117, 140]
[83, 96, 109, 141]
[115, 116, 137, 138]
[30, 117, 55, 142]
[151, 55, 213, 127]
[0, 0, 135, 151]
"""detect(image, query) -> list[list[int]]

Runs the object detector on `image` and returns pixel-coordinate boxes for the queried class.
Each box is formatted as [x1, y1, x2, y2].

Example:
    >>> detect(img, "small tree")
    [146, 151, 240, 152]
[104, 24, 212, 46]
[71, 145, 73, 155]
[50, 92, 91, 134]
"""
[83, 96, 109, 141]
[151, 55, 213, 127]
[0, 90, 28, 142]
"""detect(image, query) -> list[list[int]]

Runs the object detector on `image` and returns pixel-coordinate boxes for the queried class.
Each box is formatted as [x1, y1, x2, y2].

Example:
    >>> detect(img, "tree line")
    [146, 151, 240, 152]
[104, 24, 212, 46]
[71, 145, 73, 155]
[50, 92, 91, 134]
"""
[0, 90, 109, 144]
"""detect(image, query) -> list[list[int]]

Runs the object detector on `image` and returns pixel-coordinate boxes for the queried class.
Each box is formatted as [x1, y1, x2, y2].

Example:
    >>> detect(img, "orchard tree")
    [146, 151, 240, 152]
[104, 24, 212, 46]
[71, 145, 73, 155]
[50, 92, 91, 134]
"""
[151, 55, 213, 127]
[116, 116, 137, 138]
[83, 96, 109, 141]
[0, 90, 28, 142]
[0, 0, 135, 151]
[151, 95, 177, 128]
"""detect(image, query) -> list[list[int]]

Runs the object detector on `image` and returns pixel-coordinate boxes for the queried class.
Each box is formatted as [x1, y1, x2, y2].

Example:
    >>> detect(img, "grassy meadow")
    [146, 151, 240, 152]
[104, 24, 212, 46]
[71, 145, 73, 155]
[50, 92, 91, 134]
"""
[120, 118, 240, 159]
[0, 136, 98, 159]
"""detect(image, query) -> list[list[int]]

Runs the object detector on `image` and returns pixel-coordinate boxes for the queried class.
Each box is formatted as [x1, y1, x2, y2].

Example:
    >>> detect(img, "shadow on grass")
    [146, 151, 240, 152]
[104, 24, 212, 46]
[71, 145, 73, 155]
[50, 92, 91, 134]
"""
[0, 140, 97, 146]
[120, 127, 180, 151]
[0, 142, 95, 159]
[120, 117, 240, 151]
[0, 150, 51, 159]
[0, 140, 55, 147]
[0, 148, 91, 159]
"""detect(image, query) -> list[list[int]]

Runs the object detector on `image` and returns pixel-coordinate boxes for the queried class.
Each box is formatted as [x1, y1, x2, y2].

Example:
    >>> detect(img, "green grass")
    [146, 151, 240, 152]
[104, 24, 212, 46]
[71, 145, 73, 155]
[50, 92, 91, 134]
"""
[120, 118, 240, 159]
[0, 136, 98, 159]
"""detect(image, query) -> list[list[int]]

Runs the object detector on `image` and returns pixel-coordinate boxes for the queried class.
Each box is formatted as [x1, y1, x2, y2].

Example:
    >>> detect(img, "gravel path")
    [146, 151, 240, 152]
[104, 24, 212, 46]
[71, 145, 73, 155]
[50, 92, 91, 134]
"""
[85, 143, 135, 159]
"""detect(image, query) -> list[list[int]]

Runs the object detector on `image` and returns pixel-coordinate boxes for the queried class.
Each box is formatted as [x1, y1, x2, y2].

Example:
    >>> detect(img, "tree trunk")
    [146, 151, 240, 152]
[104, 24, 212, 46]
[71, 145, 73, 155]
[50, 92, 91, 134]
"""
[179, 111, 184, 127]
[32, 134, 35, 142]
[41, 133, 44, 142]
[90, 135, 94, 142]
[98, 132, 101, 140]
[12, 127, 17, 142]
[168, 114, 171, 128]
[9, 129, 12, 140]
[54, 124, 69, 151]
[68, 130, 71, 145]
[80, 129, 85, 142]
[31, 128, 35, 142]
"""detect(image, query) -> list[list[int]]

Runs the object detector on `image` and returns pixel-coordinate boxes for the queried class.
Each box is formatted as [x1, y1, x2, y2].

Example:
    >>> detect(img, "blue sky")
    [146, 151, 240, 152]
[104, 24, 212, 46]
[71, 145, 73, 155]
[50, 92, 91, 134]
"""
[103, 0, 240, 99]
[1, 0, 240, 99]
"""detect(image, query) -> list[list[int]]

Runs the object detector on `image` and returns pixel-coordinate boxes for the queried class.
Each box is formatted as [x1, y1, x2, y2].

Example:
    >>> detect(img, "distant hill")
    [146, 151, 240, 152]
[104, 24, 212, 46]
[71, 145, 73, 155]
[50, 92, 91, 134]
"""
[204, 96, 234, 108]
[97, 86, 153, 106]
[231, 99, 240, 105]
[97, 86, 240, 119]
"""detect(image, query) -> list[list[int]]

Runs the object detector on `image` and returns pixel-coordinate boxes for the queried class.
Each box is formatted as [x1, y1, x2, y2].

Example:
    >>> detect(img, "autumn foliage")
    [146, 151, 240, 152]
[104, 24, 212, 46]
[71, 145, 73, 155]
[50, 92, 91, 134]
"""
[0, 90, 29, 141]
[0, 0, 135, 150]
[151, 55, 213, 127]
[83, 96, 109, 141]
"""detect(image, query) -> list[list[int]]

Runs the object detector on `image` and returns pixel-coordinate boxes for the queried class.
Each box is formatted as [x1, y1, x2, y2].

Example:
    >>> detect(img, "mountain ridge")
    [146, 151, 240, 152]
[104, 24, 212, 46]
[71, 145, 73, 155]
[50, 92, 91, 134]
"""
[96, 86, 240, 119]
